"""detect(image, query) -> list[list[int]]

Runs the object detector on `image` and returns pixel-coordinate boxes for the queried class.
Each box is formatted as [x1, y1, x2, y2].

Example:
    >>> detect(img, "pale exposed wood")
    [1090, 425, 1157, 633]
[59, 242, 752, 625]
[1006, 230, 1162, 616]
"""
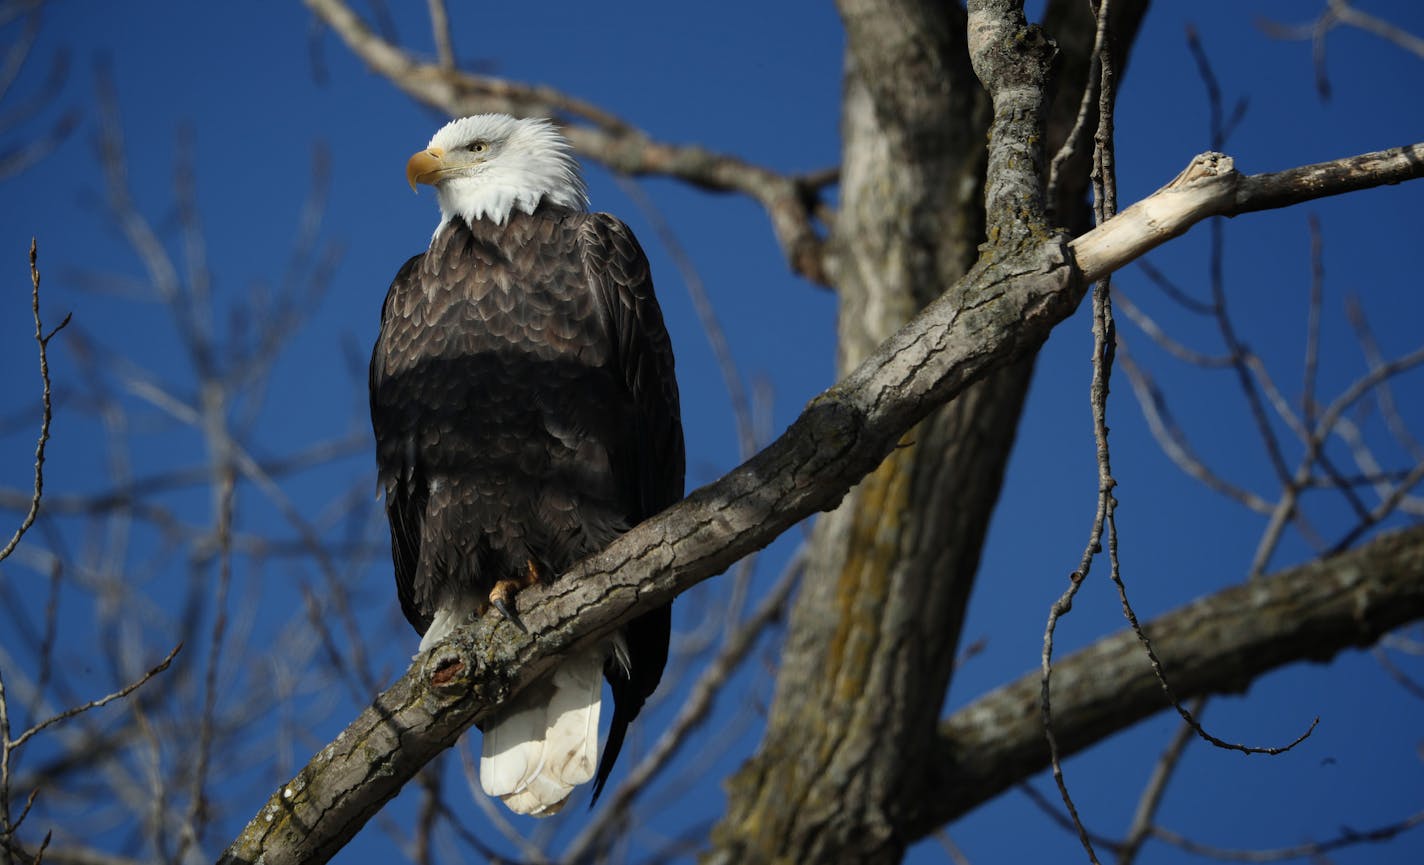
[1070, 143, 1424, 282]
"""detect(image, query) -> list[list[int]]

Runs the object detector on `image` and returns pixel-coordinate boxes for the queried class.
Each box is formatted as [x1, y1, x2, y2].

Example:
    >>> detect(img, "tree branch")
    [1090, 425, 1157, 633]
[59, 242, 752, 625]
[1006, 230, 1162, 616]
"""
[910, 521, 1424, 838]
[300, 0, 830, 283]
[219, 143, 1424, 865]
[1070, 143, 1424, 282]
[1, 240, 69, 563]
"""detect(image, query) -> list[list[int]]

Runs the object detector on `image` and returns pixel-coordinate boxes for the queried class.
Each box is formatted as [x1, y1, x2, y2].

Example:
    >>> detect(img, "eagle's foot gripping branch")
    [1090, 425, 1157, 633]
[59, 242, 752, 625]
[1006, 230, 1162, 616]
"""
[487, 559, 547, 634]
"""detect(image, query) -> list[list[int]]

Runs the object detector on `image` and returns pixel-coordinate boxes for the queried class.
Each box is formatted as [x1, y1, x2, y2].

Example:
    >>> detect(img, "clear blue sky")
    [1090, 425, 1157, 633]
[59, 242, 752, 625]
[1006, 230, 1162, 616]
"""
[1, 1, 1421, 863]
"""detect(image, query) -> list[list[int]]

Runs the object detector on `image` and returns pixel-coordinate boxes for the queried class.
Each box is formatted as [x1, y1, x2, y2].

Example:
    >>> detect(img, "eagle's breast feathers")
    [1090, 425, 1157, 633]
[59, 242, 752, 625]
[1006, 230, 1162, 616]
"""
[371, 115, 681, 816]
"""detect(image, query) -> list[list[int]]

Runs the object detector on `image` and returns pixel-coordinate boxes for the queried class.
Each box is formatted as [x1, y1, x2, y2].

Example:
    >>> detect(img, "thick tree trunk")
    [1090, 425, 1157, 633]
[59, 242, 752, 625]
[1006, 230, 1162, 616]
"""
[709, 6, 996, 863]
[708, 2, 1144, 862]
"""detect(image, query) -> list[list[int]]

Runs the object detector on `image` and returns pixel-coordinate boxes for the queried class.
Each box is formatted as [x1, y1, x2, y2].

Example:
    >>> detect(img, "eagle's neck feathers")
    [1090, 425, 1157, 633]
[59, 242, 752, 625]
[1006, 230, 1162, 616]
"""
[427, 116, 588, 231]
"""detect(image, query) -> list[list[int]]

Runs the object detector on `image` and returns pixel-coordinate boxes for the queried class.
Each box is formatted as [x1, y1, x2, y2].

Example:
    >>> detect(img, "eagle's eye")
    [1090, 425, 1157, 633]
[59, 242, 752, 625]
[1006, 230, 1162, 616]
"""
[466, 141, 489, 154]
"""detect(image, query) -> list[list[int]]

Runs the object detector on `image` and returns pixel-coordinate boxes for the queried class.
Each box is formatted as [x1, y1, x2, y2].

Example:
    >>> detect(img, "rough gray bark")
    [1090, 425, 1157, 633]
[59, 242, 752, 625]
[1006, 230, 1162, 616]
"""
[216, 506, 1424, 865]
[707, 1, 1139, 862]
[708, 3, 1011, 862]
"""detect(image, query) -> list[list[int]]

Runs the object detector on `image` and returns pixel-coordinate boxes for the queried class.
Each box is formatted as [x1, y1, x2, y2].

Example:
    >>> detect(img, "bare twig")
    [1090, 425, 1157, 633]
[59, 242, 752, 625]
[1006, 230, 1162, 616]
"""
[1018, 782, 1122, 855]
[1152, 807, 1424, 861]
[1, 838, 148, 865]
[1301, 215, 1324, 428]
[425, 0, 453, 70]
[932, 830, 974, 865]
[1259, 0, 1424, 100]
[1116, 536, 1322, 754]
[1117, 697, 1202, 865]
[1046, 0, 1107, 211]
[1331, 456, 1424, 553]
[1373, 646, 1424, 702]
[1321, 0, 1424, 58]
[301, 0, 830, 283]
[1, 241, 70, 564]
[1322, 416, 1424, 516]
[1113, 291, 1232, 368]
[7, 642, 181, 752]
[0, 5, 75, 180]
[1187, 29, 1295, 511]
[1117, 345, 1272, 513]
[1135, 258, 1214, 316]
[1254, 340, 1424, 568]
[1345, 296, 1424, 462]
[2, 640, 182, 861]
[1042, 4, 1116, 862]
[174, 462, 235, 863]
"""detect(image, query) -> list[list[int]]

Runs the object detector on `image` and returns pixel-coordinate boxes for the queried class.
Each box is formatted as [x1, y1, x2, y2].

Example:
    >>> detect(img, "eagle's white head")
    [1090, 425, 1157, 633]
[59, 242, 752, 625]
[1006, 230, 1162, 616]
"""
[406, 114, 589, 228]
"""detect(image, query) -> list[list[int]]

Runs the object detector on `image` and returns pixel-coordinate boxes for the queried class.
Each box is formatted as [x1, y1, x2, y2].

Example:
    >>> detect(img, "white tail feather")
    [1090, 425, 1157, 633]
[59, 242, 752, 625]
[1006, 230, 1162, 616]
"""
[480, 646, 604, 816]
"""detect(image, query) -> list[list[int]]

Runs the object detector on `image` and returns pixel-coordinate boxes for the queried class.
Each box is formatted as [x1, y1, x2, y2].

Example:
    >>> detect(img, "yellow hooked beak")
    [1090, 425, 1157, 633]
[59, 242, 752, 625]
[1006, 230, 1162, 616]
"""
[406, 146, 447, 192]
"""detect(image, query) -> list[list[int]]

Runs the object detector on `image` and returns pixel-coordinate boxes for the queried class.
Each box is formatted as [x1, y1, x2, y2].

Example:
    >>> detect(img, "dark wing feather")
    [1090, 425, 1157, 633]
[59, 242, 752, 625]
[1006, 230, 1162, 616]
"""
[579, 213, 685, 803]
[370, 252, 433, 635]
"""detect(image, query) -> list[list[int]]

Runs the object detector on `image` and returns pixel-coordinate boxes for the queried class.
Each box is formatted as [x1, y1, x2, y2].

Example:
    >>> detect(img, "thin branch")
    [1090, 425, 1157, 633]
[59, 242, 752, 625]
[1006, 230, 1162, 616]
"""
[913, 523, 1424, 838]
[174, 463, 235, 863]
[427, 793, 533, 865]
[0, 435, 367, 519]
[1114, 540, 1321, 755]
[1, 240, 70, 563]
[7, 642, 181, 751]
[1116, 698, 1202, 865]
[1043, 4, 1116, 860]
[1243, 350, 1375, 531]
[1331, 456, 1424, 552]
[301, 0, 830, 283]
[452, 745, 552, 864]
[1345, 296, 1424, 462]
[1323, 0, 1424, 58]
[1135, 258, 1215, 316]
[1045, 0, 1107, 211]
[1300, 215, 1324, 428]
[1018, 782, 1123, 855]
[425, 0, 453, 70]
[932, 830, 974, 865]
[0, 839, 152, 865]
[1260, 339, 1424, 560]
[1311, 421, 1424, 508]
[1259, 0, 1424, 100]
[1113, 290, 1233, 368]
[1373, 645, 1424, 702]
[1117, 344, 1273, 513]
[1152, 807, 1424, 862]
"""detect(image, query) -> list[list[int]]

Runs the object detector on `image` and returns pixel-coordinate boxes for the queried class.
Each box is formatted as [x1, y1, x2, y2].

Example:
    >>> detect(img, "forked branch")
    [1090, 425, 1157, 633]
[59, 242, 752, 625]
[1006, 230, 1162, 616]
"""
[1, 240, 69, 563]
[300, 0, 831, 283]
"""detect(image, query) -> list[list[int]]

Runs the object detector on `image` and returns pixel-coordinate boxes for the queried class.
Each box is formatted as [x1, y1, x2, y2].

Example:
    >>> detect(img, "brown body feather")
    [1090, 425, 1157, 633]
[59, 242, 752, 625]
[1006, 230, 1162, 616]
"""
[370, 204, 683, 802]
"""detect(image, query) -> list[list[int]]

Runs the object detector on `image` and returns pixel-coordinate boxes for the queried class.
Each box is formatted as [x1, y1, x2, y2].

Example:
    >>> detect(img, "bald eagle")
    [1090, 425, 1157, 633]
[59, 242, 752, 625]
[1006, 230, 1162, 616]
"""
[369, 114, 683, 816]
